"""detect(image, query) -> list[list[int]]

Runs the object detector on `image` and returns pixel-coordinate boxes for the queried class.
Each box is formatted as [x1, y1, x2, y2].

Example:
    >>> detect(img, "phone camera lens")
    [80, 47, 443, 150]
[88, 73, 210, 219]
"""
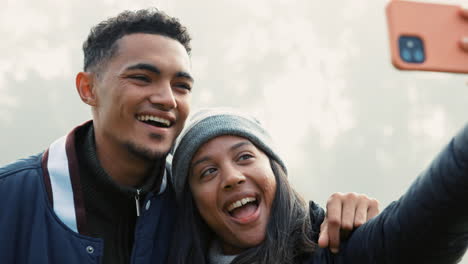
[413, 50, 424, 63]
[401, 49, 412, 62]
[406, 40, 414, 48]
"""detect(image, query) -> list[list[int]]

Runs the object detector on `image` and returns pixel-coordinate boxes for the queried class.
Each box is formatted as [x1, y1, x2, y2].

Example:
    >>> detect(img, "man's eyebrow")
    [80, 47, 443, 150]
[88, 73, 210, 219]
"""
[176, 71, 194, 83]
[125, 63, 194, 83]
[125, 63, 161, 74]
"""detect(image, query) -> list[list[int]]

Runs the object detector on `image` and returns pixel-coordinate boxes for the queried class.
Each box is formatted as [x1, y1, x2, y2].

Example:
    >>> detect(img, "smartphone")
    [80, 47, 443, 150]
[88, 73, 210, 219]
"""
[386, 0, 468, 73]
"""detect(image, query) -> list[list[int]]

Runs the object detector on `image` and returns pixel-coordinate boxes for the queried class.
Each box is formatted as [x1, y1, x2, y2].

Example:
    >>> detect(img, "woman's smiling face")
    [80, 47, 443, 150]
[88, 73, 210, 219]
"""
[189, 135, 277, 255]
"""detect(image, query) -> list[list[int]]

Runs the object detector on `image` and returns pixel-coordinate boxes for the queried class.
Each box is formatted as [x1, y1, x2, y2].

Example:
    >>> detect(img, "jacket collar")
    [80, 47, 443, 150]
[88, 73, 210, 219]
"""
[41, 121, 169, 234]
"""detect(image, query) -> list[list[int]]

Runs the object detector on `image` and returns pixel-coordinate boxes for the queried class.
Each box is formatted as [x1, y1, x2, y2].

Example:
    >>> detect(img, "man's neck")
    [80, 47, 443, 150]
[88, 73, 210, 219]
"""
[94, 136, 155, 188]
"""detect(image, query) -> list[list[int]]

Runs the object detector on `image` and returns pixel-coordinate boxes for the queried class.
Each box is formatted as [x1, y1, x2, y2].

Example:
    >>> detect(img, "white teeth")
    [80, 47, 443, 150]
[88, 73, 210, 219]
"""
[227, 197, 257, 212]
[137, 115, 170, 126]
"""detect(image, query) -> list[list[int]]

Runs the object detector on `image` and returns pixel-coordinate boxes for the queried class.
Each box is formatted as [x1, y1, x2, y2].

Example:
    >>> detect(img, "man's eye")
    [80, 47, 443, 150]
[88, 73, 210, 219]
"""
[174, 83, 192, 91]
[130, 75, 150, 82]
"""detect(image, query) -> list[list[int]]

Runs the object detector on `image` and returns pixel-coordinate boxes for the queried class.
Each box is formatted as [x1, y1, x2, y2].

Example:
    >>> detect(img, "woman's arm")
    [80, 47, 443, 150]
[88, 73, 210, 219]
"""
[341, 123, 468, 263]
[318, 192, 379, 253]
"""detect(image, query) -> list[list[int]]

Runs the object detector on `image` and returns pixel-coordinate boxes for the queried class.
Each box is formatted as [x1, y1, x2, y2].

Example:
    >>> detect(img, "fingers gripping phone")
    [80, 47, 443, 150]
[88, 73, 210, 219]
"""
[386, 0, 468, 73]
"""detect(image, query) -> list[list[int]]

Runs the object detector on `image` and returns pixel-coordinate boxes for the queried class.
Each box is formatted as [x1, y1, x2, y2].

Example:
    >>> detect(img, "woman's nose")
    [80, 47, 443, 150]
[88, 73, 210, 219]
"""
[222, 166, 246, 190]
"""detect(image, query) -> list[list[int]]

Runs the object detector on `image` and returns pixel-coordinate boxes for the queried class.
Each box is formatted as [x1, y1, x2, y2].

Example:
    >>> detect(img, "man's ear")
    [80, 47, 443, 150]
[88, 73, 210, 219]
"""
[76, 72, 97, 106]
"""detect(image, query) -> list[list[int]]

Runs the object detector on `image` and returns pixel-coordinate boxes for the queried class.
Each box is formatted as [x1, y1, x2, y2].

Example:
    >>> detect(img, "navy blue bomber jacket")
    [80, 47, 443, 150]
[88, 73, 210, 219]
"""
[305, 123, 468, 263]
[2, 121, 468, 264]
[0, 123, 177, 264]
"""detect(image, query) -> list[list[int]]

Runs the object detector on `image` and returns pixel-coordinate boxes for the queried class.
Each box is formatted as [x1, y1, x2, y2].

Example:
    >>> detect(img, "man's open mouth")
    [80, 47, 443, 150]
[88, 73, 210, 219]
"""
[136, 115, 171, 128]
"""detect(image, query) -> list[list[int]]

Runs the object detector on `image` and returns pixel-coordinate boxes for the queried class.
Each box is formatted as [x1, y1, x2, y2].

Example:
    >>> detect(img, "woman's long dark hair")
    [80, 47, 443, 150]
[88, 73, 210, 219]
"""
[168, 159, 319, 264]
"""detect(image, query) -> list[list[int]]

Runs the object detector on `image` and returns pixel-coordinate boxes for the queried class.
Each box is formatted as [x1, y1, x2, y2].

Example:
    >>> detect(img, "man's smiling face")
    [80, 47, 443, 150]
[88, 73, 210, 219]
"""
[92, 33, 193, 161]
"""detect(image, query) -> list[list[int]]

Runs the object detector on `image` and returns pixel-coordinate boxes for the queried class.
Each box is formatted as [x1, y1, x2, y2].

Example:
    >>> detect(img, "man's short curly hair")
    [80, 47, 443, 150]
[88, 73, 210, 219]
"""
[82, 8, 191, 72]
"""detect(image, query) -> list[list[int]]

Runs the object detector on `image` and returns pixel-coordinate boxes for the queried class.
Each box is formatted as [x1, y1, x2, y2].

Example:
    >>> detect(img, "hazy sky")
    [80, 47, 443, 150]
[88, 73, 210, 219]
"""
[1, 0, 468, 261]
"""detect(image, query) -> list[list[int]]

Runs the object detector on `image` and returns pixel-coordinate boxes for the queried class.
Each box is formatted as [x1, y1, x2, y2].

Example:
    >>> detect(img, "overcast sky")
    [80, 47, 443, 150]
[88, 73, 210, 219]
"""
[1, 0, 467, 261]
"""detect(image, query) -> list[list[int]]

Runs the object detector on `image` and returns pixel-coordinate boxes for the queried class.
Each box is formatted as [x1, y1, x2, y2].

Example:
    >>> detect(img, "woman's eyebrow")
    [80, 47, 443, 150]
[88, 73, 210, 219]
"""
[191, 141, 253, 169]
[230, 141, 252, 151]
[191, 156, 210, 170]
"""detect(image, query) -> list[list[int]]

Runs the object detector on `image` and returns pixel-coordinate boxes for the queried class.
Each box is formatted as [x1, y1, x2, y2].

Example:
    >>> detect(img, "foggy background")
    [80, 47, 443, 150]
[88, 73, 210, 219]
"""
[1, 0, 467, 261]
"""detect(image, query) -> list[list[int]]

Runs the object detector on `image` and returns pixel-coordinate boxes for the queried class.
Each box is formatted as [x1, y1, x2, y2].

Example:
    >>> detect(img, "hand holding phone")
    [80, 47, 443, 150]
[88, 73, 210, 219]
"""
[386, 1, 468, 74]
[461, 8, 468, 20]
[460, 8, 468, 52]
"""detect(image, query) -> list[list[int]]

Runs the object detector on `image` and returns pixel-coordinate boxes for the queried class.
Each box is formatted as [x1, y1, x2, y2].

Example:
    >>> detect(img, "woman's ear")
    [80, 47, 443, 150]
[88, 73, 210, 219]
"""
[75, 72, 97, 106]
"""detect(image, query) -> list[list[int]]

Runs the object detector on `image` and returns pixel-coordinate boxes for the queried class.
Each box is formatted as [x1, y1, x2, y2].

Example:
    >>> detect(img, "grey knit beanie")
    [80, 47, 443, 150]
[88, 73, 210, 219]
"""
[172, 108, 287, 201]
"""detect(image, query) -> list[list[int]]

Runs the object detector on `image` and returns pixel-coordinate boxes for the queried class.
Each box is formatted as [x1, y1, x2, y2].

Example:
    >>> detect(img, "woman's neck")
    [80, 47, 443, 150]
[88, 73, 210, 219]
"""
[208, 240, 239, 264]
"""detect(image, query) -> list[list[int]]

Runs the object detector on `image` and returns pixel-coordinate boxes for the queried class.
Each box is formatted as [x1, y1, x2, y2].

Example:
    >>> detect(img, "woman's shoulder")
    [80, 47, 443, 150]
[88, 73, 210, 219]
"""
[309, 201, 325, 240]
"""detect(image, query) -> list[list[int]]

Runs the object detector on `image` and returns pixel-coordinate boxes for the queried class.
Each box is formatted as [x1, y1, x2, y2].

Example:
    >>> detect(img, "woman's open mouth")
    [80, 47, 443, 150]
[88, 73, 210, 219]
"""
[226, 196, 261, 223]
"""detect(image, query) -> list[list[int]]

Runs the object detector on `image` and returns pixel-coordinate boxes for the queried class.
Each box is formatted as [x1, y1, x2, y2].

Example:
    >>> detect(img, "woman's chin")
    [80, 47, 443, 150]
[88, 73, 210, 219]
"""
[221, 232, 266, 255]
[220, 203, 269, 254]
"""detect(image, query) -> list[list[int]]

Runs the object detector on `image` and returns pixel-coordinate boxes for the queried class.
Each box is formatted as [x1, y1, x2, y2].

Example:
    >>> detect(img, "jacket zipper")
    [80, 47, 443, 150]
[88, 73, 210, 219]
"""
[135, 189, 141, 217]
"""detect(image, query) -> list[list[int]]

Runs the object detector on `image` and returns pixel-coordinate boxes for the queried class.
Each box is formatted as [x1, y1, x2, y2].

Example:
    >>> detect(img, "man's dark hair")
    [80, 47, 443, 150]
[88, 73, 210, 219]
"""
[82, 8, 191, 72]
[168, 159, 318, 264]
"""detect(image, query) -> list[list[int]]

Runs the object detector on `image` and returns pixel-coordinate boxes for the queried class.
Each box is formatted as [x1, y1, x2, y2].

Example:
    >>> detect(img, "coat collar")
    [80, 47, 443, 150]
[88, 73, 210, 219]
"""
[41, 121, 90, 234]
[41, 121, 169, 234]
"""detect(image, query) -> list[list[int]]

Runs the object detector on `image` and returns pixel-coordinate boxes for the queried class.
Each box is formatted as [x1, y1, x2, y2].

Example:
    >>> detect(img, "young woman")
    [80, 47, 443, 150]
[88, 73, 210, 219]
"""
[169, 108, 468, 263]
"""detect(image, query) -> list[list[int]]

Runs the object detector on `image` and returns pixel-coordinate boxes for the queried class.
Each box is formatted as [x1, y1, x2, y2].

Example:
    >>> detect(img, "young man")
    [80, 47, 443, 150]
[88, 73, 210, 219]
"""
[0, 9, 378, 264]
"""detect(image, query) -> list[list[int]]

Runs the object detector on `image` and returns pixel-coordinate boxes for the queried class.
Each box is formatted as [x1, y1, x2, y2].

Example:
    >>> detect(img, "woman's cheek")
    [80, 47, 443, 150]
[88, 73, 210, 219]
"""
[262, 178, 277, 205]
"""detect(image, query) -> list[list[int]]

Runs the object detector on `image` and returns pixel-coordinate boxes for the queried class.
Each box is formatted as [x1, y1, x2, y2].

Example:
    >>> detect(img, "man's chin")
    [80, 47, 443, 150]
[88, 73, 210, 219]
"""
[124, 141, 170, 161]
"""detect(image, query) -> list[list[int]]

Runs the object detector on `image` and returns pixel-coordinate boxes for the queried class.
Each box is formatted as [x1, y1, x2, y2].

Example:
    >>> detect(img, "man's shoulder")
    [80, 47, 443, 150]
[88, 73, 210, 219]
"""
[0, 153, 43, 181]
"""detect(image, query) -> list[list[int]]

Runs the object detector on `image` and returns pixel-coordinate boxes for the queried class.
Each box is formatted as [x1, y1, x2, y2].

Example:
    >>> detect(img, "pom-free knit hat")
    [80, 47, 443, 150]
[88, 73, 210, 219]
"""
[171, 108, 286, 200]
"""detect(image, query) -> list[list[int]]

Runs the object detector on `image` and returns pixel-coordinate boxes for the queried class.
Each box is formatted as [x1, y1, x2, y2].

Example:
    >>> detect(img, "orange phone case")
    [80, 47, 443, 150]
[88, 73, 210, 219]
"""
[386, 0, 468, 73]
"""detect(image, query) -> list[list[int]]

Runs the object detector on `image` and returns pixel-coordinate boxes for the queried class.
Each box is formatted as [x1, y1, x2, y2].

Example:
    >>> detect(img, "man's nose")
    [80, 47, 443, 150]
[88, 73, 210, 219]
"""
[148, 82, 177, 110]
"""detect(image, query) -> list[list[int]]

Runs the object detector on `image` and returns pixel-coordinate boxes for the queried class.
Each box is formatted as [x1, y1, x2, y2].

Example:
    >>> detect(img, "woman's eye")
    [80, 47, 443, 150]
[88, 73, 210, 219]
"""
[200, 168, 217, 179]
[239, 154, 254, 161]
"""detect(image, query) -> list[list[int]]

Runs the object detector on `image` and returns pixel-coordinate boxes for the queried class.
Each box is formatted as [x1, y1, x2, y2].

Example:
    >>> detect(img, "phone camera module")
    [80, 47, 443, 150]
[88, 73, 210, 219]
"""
[398, 36, 425, 63]
[406, 40, 414, 48]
